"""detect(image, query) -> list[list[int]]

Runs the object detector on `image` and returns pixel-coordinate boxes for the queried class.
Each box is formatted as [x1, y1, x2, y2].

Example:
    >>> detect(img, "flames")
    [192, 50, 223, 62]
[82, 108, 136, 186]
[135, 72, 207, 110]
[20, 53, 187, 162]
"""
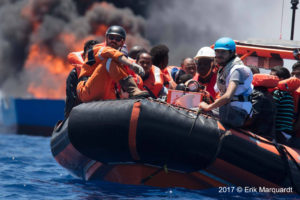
[23, 4, 107, 99]
[17, 1, 148, 99]
[24, 43, 72, 99]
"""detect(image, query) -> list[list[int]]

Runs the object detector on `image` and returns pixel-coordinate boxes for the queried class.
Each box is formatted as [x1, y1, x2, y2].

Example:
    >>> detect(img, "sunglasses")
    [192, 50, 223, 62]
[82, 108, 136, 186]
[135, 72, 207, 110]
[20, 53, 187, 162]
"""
[107, 35, 123, 42]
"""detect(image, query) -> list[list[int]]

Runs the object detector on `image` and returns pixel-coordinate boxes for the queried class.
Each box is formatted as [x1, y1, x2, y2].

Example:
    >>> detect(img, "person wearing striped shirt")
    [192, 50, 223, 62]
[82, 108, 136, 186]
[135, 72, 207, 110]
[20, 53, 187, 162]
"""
[270, 66, 294, 144]
[273, 89, 294, 144]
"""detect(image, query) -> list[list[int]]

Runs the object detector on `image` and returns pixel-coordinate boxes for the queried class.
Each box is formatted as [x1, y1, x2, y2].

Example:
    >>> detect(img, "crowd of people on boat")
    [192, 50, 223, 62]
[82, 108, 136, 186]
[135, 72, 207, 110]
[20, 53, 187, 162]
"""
[64, 25, 300, 147]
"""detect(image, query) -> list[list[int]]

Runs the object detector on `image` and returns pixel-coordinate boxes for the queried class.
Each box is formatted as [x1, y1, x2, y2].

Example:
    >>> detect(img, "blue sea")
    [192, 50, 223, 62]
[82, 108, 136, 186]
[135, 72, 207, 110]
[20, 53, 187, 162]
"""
[0, 133, 299, 200]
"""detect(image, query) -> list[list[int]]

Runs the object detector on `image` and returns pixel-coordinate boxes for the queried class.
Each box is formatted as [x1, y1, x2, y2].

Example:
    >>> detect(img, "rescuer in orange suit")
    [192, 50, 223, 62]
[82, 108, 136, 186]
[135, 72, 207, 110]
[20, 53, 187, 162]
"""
[136, 52, 166, 98]
[76, 25, 149, 102]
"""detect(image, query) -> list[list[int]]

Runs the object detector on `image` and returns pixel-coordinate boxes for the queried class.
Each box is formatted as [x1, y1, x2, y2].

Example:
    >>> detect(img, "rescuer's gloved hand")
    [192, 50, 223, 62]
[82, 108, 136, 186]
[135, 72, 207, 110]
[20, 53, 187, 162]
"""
[130, 63, 145, 77]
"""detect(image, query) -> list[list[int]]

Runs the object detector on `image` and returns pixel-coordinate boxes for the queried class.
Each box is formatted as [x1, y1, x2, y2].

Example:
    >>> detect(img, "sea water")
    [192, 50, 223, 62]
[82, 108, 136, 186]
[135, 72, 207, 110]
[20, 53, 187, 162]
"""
[0, 133, 299, 200]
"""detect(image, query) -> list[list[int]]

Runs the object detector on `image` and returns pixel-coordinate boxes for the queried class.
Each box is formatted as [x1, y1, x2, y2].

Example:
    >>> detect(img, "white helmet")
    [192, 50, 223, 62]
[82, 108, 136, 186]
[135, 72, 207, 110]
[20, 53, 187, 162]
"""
[194, 47, 215, 59]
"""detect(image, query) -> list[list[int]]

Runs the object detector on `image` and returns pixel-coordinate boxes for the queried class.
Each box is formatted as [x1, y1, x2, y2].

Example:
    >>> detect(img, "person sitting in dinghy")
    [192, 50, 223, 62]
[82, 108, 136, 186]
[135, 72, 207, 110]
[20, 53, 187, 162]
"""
[150, 44, 177, 89]
[193, 46, 218, 99]
[199, 37, 253, 128]
[180, 57, 197, 78]
[136, 51, 167, 98]
[271, 66, 295, 144]
[244, 74, 278, 140]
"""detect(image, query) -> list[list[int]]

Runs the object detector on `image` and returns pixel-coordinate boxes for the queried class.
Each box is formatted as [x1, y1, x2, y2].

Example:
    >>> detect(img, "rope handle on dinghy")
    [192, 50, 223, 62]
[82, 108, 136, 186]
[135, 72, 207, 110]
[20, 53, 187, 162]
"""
[140, 105, 218, 184]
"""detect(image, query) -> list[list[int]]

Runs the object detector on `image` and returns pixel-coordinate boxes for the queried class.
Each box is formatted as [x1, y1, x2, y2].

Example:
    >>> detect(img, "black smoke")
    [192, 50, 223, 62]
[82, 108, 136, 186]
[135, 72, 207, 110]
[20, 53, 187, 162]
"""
[0, 0, 150, 97]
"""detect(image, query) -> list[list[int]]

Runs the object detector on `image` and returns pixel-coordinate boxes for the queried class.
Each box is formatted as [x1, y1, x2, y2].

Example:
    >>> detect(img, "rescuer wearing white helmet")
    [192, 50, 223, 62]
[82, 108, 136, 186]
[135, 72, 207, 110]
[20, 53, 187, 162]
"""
[193, 46, 217, 99]
[198, 37, 253, 128]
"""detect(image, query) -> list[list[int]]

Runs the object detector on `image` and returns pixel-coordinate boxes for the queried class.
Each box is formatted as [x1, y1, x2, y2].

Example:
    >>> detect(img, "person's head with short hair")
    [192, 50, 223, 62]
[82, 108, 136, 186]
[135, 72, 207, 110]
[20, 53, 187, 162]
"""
[136, 52, 152, 77]
[292, 62, 300, 79]
[270, 66, 291, 80]
[214, 37, 236, 67]
[150, 44, 169, 70]
[177, 73, 193, 84]
[129, 45, 147, 59]
[181, 57, 196, 77]
[83, 40, 100, 58]
[249, 65, 260, 75]
[105, 25, 126, 50]
[175, 73, 194, 91]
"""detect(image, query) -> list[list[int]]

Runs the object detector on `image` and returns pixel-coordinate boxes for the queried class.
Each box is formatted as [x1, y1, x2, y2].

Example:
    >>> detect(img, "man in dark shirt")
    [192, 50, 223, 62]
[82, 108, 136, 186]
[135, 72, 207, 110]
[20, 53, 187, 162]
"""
[245, 86, 276, 140]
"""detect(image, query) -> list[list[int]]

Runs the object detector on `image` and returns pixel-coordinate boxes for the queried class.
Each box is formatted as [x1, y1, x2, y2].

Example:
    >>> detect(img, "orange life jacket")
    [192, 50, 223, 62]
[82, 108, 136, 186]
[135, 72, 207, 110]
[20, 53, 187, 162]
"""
[252, 74, 279, 88]
[193, 72, 217, 100]
[277, 78, 300, 138]
[67, 51, 84, 65]
[67, 51, 84, 77]
[143, 65, 164, 98]
[277, 77, 300, 92]
[293, 87, 300, 137]
[165, 66, 180, 79]
[162, 67, 177, 89]
[293, 87, 300, 112]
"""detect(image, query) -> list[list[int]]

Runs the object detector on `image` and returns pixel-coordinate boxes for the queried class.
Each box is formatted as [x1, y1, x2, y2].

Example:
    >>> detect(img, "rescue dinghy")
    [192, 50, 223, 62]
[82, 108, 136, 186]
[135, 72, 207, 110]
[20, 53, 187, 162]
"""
[51, 98, 300, 191]
[51, 39, 300, 191]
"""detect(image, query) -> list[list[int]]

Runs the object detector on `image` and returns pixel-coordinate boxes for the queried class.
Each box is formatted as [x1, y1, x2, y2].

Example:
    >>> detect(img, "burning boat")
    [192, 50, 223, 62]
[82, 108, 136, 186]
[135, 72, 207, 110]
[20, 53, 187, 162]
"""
[0, 1, 149, 136]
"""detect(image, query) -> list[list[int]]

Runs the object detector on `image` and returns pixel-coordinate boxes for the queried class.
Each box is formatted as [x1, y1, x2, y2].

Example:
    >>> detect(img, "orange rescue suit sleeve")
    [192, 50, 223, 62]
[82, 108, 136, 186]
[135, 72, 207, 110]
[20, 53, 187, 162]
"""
[95, 46, 124, 62]
[77, 46, 129, 102]
[77, 59, 122, 102]
[143, 66, 164, 98]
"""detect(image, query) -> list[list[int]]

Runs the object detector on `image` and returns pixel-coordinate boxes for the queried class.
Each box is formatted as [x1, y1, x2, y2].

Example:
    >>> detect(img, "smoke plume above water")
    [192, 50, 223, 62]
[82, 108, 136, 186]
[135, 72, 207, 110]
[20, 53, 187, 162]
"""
[145, 0, 300, 65]
[0, 0, 149, 98]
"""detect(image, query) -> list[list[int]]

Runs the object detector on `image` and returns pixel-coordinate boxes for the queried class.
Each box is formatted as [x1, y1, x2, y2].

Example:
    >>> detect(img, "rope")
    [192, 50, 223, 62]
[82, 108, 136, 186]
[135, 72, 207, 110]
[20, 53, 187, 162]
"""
[187, 109, 202, 137]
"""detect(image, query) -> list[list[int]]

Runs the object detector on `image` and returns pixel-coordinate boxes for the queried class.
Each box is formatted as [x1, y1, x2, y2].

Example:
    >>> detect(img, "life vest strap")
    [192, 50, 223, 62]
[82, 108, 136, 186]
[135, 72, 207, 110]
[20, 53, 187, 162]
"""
[231, 95, 251, 102]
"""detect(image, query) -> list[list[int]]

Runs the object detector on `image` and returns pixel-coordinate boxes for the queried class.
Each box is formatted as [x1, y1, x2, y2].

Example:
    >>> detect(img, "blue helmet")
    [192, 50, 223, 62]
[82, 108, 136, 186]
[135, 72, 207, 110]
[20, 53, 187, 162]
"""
[214, 37, 236, 51]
